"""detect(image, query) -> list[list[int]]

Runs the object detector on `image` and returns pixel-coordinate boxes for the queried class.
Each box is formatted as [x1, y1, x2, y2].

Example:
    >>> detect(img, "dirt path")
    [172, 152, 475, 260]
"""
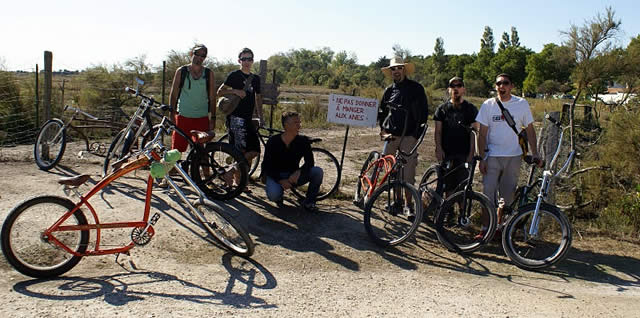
[1, 132, 639, 317]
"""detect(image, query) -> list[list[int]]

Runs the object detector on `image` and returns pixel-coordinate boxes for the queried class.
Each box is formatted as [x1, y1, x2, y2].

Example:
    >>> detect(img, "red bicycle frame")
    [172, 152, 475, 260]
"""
[44, 152, 162, 257]
[358, 154, 397, 199]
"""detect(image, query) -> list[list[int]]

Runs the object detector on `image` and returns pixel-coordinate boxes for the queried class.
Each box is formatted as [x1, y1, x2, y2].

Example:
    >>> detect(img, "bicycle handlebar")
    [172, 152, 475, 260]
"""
[124, 87, 173, 113]
[64, 105, 99, 120]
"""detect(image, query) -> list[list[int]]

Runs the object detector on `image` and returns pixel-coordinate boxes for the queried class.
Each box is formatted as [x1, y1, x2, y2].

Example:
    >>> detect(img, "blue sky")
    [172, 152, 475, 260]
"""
[1, 0, 638, 71]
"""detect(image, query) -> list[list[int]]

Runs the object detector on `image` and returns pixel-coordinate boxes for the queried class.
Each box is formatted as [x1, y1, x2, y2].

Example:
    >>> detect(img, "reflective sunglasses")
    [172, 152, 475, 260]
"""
[240, 57, 254, 62]
[495, 80, 511, 86]
[390, 65, 404, 71]
[449, 83, 464, 88]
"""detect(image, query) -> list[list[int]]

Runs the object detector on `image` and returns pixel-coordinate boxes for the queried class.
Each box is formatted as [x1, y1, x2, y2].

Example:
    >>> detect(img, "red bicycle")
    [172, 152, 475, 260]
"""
[2, 110, 254, 279]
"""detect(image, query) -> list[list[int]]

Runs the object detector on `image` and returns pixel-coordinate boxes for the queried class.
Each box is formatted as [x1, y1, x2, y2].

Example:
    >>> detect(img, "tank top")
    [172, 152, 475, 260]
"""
[177, 70, 208, 118]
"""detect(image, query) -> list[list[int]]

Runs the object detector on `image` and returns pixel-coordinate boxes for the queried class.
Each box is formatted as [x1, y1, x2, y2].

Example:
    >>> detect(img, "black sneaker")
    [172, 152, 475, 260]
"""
[275, 200, 285, 210]
[385, 201, 404, 216]
[405, 205, 417, 222]
[303, 202, 320, 213]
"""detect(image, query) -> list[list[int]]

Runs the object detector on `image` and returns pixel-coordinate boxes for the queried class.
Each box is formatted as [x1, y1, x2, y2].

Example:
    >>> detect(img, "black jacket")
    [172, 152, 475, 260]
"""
[378, 78, 429, 138]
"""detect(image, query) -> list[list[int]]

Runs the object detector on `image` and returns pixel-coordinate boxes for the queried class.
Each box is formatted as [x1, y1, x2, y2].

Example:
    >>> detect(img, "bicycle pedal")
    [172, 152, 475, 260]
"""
[150, 213, 161, 225]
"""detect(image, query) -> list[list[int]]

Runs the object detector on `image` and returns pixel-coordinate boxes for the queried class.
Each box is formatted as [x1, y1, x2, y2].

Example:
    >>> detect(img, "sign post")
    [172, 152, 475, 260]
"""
[327, 93, 379, 193]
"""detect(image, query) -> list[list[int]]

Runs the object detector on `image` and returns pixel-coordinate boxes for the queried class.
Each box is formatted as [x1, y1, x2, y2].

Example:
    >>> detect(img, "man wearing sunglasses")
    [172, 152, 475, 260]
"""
[217, 48, 264, 193]
[476, 73, 540, 211]
[377, 56, 429, 216]
[433, 77, 478, 198]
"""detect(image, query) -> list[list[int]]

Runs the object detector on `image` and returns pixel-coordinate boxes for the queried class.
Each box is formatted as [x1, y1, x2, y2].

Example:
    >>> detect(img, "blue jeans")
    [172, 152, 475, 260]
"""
[265, 167, 323, 205]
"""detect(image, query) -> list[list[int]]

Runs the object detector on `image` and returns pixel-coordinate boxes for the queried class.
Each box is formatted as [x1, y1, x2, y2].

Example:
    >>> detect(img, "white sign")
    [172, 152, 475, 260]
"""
[327, 94, 379, 127]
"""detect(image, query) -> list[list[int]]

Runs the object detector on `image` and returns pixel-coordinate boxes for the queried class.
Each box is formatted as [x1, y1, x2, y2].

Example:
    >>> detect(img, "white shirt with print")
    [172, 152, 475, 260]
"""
[475, 95, 534, 157]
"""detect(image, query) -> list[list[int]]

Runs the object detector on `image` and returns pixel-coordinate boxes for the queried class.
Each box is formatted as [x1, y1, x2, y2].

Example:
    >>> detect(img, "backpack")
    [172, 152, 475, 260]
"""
[176, 65, 211, 102]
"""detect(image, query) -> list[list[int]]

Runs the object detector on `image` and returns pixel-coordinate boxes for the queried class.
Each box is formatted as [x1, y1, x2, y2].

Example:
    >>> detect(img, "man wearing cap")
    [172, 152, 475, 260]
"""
[378, 56, 429, 215]
[162, 44, 216, 187]
[168, 44, 216, 151]
[433, 77, 478, 197]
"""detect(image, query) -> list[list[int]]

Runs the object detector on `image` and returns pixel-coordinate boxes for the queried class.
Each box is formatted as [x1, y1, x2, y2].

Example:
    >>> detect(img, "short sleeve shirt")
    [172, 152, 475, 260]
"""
[476, 96, 534, 157]
[433, 100, 478, 157]
[223, 70, 261, 120]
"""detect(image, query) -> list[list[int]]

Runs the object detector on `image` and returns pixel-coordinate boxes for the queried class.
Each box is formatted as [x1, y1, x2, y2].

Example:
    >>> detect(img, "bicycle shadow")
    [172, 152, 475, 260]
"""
[214, 190, 460, 273]
[11, 253, 277, 309]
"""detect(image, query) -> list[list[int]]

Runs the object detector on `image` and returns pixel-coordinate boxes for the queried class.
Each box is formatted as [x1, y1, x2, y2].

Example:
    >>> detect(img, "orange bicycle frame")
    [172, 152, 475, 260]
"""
[359, 154, 396, 198]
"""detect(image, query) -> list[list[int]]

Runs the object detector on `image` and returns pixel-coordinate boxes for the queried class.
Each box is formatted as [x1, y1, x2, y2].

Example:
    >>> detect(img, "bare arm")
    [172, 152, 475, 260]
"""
[254, 93, 264, 124]
[168, 68, 182, 120]
[434, 121, 444, 162]
[217, 83, 246, 98]
[525, 123, 539, 158]
[208, 70, 217, 131]
[478, 123, 489, 175]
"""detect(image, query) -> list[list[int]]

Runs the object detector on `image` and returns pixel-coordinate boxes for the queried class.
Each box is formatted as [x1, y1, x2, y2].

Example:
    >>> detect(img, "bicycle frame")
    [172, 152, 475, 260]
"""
[523, 118, 575, 237]
[44, 118, 217, 257]
[358, 154, 396, 200]
[53, 105, 125, 152]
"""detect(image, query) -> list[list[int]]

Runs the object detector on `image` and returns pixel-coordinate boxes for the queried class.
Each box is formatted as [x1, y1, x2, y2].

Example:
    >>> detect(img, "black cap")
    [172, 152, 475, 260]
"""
[449, 76, 464, 87]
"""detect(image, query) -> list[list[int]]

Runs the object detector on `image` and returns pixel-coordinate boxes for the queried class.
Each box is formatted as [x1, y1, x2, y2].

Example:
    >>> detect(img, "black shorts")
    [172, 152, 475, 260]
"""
[227, 115, 260, 153]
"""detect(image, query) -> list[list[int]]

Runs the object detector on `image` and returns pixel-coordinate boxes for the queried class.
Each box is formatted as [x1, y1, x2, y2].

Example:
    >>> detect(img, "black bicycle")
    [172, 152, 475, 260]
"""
[104, 85, 249, 201]
[217, 125, 340, 201]
[419, 123, 497, 253]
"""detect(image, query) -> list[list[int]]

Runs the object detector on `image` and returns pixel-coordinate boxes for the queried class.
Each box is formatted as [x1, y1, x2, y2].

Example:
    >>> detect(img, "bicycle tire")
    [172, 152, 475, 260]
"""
[193, 201, 254, 257]
[102, 129, 126, 176]
[1, 196, 89, 278]
[502, 202, 572, 270]
[418, 164, 443, 222]
[434, 190, 496, 253]
[189, 142, 249, 201]
[34, 119, 67, 171]
[354, 151, 380, 208]
[217, 133, 261, 177]
[291, 147, 341, 201]
[363, 180, 423, 247]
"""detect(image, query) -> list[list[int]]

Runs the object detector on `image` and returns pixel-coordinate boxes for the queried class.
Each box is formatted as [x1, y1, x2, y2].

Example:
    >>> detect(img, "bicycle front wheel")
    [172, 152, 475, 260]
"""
[291, 147, 341, 201]
[34, 119, 66, 170]
[502, 203, 572, 270]
[354, 151, 380, 208]
[1, 196, 89, 278]
[189, 142, 249, 201]
[434, 190, 496, 253]
[363, 181, 423, 247]
[193, 202, 254, 257]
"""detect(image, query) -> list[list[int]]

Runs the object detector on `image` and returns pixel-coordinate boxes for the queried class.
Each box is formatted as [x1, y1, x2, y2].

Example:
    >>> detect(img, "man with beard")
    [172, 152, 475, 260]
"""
[476, 73, 541, 212]
[378, 56, 429, 217]
[433, 77, 478, 197]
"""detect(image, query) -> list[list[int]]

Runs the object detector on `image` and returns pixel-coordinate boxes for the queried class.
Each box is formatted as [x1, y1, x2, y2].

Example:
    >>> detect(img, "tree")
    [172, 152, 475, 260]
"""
[392, 44, 411, 60]
[433, 37, 446, 73]
[488, 46, 533, 89]
[561, 6, 621, 151]
[510, 26, 521, 47]
[498, 32, 510, 52]
[480, 26, 495, 54]
[523, 43, 575, 94]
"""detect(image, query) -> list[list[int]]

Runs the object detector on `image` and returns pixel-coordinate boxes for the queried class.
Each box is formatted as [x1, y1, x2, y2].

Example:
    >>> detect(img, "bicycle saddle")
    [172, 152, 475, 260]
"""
[58, 174, 91, 187]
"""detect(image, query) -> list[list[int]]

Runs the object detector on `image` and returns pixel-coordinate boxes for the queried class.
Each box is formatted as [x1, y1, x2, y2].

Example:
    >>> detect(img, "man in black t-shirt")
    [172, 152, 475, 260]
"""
[261, 111, 323, 212]
[433, 77, 479, 194]
[217, 48, 264, 192]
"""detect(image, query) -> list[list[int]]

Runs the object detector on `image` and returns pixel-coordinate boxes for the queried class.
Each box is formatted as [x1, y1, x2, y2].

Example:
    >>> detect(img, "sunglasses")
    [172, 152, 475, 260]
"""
[495, 80, 511, 86]
[390, 66, 404, 71]
[449, 83, 463, 88]
[240, 57, 254, 62]
[194, 52, 207, 58]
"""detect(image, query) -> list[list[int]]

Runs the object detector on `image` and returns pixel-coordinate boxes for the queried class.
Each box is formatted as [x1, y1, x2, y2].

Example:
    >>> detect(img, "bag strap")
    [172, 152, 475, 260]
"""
[494, 97, 520, 136]
[243, 73, 254, 91]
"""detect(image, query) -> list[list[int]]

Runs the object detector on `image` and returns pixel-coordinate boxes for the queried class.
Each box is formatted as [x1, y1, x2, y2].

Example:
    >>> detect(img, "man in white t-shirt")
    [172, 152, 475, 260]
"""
[476, 73, 541, 209]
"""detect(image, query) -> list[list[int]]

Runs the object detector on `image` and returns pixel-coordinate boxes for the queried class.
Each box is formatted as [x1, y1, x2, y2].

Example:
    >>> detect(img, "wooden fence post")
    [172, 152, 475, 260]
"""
[35, 64, 39, 126]
[43, 51, 52, 122]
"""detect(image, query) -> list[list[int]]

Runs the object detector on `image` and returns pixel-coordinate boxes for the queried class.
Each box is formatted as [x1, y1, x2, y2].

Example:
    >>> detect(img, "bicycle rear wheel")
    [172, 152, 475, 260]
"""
[418, 164, 443, 222]
[34, 119, 66, 170]
[502, 203, 572, 270]
[291, 147, 340, 201]
[354, 151, 380, 208]
[1, 196, 89, 278]
[193, 201, 254, 257]
[363, 181, 422, 247]
[217, 133, 261, 178]
[434, 190, 495, 253]
[189, 142, 249, 201]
